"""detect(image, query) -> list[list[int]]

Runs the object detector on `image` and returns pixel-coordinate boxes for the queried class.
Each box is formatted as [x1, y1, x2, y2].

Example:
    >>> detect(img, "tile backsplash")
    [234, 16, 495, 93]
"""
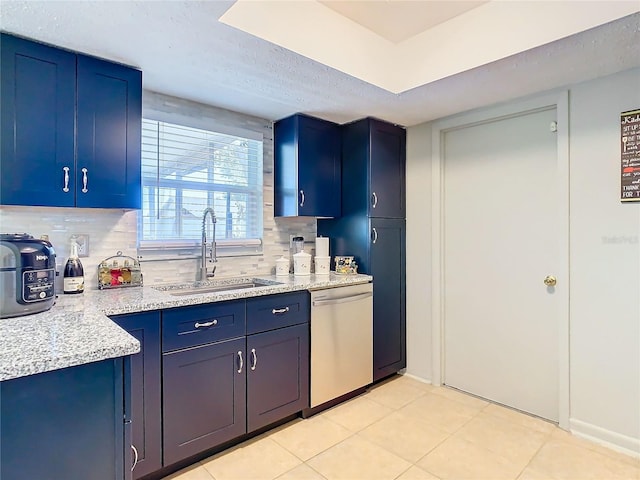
[0, 92, 318, 289]
[0, 206, 316, 290]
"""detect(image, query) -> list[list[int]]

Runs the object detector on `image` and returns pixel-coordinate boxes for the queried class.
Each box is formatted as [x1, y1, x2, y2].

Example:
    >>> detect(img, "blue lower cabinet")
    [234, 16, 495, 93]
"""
[247, 323, 309, 432]
[125, 293, 310, 476]
[0, 358, 127, 480]
[111, 312, 162, 479]
[162, 337, 247, 466]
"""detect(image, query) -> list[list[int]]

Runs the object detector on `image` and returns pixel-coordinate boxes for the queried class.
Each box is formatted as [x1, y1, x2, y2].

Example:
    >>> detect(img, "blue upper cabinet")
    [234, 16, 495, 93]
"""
[1, 33, 76, 207]
[0, 33, 142, 209]
[77, 55, 141, 209]
[341, 118, 406, 219]
[274, 113, 341, 217]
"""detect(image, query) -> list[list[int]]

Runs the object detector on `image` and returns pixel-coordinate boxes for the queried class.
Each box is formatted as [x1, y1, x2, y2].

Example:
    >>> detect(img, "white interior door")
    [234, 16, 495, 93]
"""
[443, 107, 560, 422]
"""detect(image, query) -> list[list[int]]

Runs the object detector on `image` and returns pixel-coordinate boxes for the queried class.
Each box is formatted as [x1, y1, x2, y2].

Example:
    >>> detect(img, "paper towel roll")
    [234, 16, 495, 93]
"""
[315, 237, 329, 257]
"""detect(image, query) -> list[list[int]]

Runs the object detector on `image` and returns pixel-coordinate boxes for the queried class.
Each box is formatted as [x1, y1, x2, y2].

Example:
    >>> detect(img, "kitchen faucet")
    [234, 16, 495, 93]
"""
[200, 207, 217, 280]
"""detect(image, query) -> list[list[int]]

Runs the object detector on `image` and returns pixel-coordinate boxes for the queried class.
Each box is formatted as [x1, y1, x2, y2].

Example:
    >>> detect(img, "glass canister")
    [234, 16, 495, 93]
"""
[292, 236, 304, 254]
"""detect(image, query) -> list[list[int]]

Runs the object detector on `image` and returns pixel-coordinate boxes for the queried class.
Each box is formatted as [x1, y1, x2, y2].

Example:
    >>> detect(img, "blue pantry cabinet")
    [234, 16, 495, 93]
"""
[369, 218, 406, 380]
[0, 358, 129, 480]
[0, 33, 142, 209]
[111, 311, 162, 479]
[274, 113, 341, 217]
[318, 117, 406, 382]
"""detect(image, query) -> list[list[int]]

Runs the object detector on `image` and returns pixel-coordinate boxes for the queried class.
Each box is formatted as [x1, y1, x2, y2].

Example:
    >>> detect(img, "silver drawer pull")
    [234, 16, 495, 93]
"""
[81, 167, 88, 193]
[372, 227, 378, 244]
[194, 319, 218, 328]
[372, 191, 378, 208]
[300, 189, 305, 207]
[251, 348, 257, 371]
[62, 166, 70, 192]
[272, 306, 289, 314]
[237, 350, 243, 373]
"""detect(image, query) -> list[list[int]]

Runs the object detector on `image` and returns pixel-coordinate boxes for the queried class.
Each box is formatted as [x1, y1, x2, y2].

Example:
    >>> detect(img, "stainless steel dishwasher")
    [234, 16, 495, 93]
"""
[309, 282, 373, 408]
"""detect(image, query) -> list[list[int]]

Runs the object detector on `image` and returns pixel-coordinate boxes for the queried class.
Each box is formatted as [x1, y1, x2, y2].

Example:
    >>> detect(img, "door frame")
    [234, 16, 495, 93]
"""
[430, 91, 570, 429]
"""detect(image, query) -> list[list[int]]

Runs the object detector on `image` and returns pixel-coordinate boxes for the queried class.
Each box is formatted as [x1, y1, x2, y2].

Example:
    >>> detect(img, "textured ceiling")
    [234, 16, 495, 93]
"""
[1, 1, 639, 127]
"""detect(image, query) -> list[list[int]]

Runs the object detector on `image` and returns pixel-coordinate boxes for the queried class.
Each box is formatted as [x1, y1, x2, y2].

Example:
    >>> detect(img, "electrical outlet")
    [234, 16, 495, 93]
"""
[72, 234, 90, 257]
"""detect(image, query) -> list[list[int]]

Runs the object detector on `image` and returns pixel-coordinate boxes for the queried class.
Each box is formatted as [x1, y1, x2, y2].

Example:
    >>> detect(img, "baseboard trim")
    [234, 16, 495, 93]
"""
[570, 418, 640, 459]
[400, 371, 432, 385]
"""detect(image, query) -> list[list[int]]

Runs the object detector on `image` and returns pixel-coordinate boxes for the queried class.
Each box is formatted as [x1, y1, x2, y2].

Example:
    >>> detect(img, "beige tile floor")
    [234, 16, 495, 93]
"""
[163, 375, 640, 480]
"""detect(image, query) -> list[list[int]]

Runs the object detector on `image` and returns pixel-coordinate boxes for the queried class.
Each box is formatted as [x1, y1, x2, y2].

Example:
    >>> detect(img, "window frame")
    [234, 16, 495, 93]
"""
[137, 115, 264, 258]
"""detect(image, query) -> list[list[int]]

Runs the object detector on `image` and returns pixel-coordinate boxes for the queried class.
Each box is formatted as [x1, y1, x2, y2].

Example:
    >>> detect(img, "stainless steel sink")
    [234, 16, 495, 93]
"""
[155, 279, 280, 297]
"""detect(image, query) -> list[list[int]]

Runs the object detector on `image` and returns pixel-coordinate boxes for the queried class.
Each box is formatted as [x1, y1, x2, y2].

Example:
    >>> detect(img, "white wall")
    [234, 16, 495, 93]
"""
[406, 123, 433, 381]
[568, 68, 640, 451]
[406, 68, 640, 454]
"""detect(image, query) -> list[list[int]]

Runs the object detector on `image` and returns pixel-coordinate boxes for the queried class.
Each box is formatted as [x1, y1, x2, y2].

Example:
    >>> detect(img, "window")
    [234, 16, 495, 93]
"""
[140, 119, 263, 254]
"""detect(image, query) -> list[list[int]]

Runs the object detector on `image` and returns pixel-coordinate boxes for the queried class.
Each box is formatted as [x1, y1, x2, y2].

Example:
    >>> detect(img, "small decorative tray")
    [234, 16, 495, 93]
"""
[334, 255, 358, 274]
[98, 251, 143, 289]
[334, 267, 358, 275]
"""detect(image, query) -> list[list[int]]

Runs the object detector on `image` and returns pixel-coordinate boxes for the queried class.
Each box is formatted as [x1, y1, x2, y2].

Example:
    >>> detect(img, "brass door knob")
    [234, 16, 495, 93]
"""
[544, 275, 557, 287]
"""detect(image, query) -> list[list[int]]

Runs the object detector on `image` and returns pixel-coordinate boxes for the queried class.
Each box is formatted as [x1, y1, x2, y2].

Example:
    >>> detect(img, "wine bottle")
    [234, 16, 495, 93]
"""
[63, 239, 84, 294]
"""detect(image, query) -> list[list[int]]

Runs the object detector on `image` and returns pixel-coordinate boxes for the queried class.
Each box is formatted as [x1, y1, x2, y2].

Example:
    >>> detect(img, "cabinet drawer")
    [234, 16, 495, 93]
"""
[162, 301, 245, 352]
[246, 291, 310, 335]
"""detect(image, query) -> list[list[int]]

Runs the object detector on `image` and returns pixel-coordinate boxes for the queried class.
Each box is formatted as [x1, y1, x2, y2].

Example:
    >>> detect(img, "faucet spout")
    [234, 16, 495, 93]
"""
[200, 207, 218, 281]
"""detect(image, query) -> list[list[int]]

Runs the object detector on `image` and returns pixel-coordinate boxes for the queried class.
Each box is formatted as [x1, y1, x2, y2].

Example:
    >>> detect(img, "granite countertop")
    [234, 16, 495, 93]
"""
[0, 273, 372, 382]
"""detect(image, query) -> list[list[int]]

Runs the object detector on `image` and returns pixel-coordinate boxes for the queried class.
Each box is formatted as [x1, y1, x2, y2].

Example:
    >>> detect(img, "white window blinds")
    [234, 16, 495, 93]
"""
[140, 119, 263, 252]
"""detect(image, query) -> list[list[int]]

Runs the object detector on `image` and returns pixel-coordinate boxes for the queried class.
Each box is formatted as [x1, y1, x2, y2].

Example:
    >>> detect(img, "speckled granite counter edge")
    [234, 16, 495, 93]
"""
[1, 274, 372, 381]
[101, 273, 372, 316]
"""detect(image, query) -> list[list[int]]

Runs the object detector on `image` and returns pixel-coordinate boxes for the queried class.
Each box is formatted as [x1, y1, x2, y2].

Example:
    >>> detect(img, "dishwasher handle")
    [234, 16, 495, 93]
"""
[312, 291, 372, 307]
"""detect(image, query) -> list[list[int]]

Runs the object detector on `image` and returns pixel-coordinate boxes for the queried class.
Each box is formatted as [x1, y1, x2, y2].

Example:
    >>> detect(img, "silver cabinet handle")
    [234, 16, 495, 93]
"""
[237, 350, 243, 373]
[251, 348, 257, 371]
[372, 227, 378, 244]
[81, 167, 88, 193]
[313, 291, 373, 307]
[272, 306, 289, 314]
[372, 191, 378, 208]
[62, 166, 70, 192]
[194, 319, 217, 328]
[131, 445, 139, 472]
[299, 189, 305, 207]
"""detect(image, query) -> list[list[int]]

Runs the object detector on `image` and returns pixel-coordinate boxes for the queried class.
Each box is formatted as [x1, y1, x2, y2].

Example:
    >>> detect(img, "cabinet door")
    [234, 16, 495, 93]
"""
[1, 33, 76, 207]
[76, 55, 141, 209]
[369, 119, 406, 219]
[274, 114, 340, 217]
[298, 115, 341, 217]
[0, 359, 125, 480]
[111, 312, 162, 479]
[163, 337, 246, 466]
[247, 324, 309, 432]
[370, 218, 406, 381]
